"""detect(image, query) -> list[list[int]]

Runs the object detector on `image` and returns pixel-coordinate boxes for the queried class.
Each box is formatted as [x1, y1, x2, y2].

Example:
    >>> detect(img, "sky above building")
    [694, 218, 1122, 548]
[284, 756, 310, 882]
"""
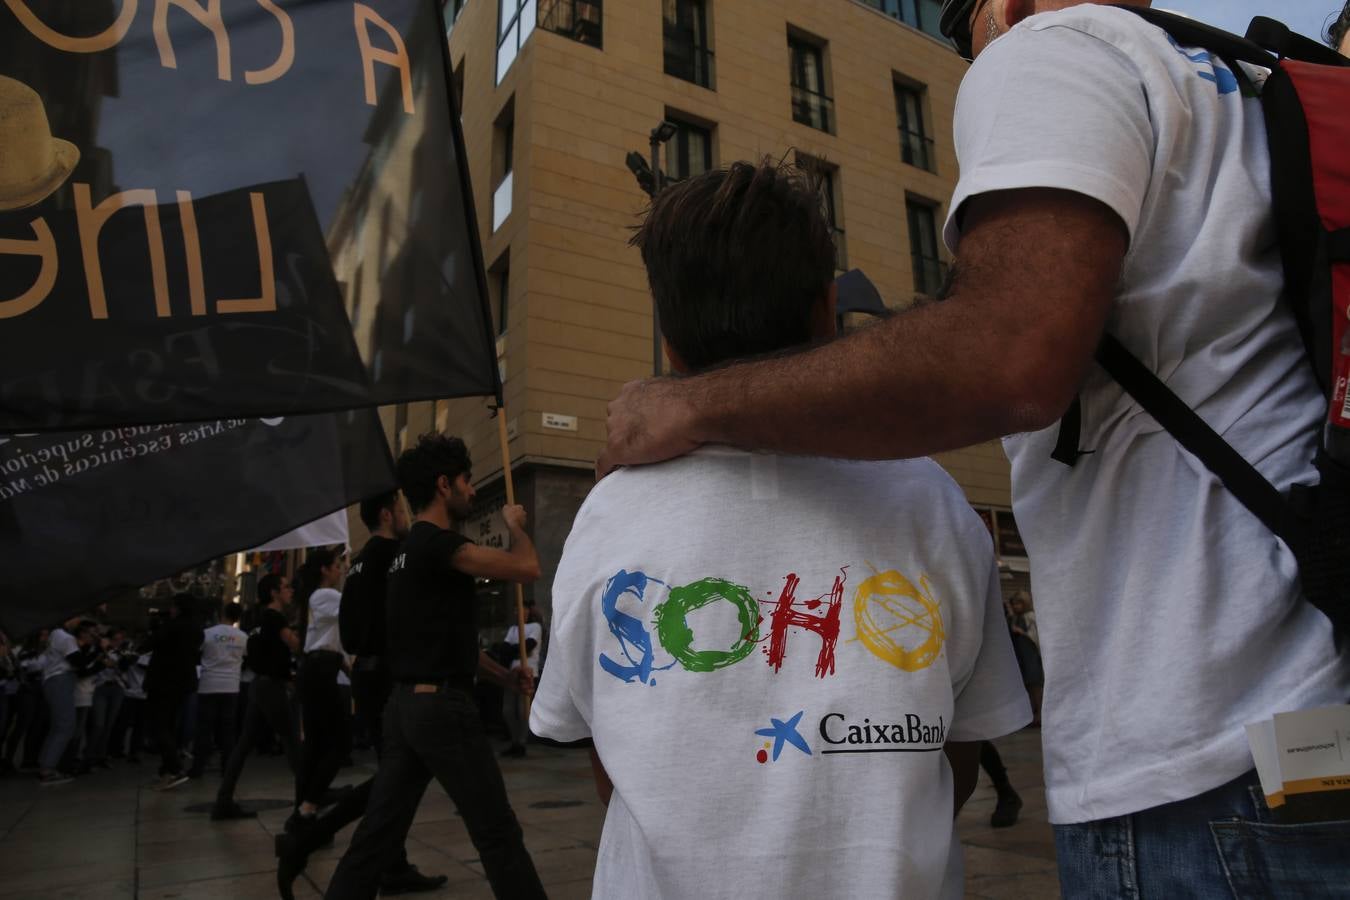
[1159, 0, 1342, 43]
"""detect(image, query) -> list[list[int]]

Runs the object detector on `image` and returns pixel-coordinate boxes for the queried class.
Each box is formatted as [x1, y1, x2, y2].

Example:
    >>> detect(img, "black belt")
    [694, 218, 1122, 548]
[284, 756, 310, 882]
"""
[395, 676, 474, 694]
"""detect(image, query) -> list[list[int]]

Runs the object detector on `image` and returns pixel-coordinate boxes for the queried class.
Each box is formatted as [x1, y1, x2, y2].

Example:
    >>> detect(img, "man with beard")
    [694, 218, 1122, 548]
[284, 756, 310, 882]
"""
[275, 491, 447, 898]
[323, 436, 544, 900]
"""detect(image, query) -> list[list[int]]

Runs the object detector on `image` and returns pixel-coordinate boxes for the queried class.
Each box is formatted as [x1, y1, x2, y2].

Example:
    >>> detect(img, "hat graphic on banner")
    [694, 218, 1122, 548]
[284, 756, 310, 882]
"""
[0, 75, 79, 211]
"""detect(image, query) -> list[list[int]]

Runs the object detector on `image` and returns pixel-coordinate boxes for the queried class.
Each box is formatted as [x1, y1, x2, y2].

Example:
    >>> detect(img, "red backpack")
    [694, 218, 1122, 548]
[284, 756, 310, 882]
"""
[1053, 10, 1350, 638]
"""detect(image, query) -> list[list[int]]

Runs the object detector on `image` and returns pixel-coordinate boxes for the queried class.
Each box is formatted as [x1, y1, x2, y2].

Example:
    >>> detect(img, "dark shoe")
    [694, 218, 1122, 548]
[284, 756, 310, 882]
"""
[284, 810, 316, 834]
[39, 771, 74, 787]
[380, 865, 450, 896]
[275, 832, 307, 900]
[318, 785, 354, 806]
[500, 743, 527, 759]
[990, 787, 1023, 828]
[211, 800, 258, 821]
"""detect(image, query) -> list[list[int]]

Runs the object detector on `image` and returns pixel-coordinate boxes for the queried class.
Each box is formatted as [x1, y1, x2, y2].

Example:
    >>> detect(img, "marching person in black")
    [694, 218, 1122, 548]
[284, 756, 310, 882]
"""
[276, 491, 447, 899]
[146, 596, 202, 791]
[323, 434, 545, 900]
[212, 573, 302, 820]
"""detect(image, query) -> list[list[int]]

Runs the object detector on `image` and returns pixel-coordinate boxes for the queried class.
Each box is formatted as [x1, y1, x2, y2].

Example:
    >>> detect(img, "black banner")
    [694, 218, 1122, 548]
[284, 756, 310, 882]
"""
[0, 0, 499, 431]
[0, 409, 395, 637]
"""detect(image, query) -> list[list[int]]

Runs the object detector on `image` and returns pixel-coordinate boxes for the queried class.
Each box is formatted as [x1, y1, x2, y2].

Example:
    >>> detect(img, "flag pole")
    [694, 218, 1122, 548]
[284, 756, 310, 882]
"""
[496, 408, 531, 719]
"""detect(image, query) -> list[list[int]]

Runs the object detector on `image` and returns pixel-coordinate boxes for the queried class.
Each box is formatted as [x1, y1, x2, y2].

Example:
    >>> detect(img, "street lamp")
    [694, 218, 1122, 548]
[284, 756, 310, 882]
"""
[646, 121, 677, 374]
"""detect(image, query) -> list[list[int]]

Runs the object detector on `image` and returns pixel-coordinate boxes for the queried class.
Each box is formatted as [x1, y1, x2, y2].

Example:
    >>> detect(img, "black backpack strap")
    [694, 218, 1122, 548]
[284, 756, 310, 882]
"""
[1051, 397, 1087, 466]
[1117, 6, 1278, 69]
[1095, 335, 1297, 545]
[1246, 17, 1350, 67]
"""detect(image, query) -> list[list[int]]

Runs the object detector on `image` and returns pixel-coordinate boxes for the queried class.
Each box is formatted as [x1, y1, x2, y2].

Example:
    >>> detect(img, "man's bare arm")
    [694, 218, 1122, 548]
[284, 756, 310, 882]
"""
[449, 504, 542, 584]
[600, 189, 1126, 473]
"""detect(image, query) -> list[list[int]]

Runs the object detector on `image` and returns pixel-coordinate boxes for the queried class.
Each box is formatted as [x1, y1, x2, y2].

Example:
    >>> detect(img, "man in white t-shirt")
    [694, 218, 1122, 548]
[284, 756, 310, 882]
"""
[597, 2, 1350, 895]
[38, 616, 95, 785]
[532, 161, 1030, 899]
[189, 603, 247, 779]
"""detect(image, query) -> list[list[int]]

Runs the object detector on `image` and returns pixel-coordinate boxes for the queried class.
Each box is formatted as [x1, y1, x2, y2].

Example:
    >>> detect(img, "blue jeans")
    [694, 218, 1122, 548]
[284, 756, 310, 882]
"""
[1055, 769, 1350, 898]
[38, 673, 76, 772]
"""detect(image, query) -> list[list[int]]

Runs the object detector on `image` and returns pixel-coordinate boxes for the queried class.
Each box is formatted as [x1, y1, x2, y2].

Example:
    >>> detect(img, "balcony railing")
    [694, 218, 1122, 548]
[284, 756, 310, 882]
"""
[492, 171, 513, 232]
[664, 28, 714, 89]
[791, 84, 834, 133]
[831, 227, 848, 272]
[539, 0, 603, 47]
[859, 0, 946, 42]
[900, 127, 936, 173]
[912, 252, 948, 296]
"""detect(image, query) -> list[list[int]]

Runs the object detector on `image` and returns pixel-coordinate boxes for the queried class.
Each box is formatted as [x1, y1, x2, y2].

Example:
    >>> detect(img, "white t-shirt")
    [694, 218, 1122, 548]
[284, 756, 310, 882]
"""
[505, 622, 543, 672]
[532, 448, 1030, 900]
[945, 6, 1350, 824]
[74, 675, 96, 708]
[42, 628, 79, 681]
[304, 588, 344, 656]
[199, 624, 248, 694]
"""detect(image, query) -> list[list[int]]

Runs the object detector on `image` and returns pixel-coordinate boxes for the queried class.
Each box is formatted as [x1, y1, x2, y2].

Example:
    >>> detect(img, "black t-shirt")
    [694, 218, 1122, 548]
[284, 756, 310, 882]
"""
[247, 607, 292, 680]
[146, 617, 202, 692]
[386, 522, 476, 683]
[339, 535, 401, 657]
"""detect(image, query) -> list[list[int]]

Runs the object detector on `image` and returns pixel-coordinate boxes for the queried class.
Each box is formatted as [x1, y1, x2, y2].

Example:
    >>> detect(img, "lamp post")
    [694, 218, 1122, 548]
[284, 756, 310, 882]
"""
[647, 121, 677, 374]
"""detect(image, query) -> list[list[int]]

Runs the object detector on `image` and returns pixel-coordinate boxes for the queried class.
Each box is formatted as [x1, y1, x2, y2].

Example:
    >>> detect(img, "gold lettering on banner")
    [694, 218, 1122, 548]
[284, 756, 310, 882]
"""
[0, 219, 58, 319]
[244, 0, 295, 84]
[74, 184, 171, 320]
[354, 3, 415, 115]
[214, 191, 276, 314]
[3, 0, 138, 53]
[176, 191, 207, 316]
[154, 0, 232, 81]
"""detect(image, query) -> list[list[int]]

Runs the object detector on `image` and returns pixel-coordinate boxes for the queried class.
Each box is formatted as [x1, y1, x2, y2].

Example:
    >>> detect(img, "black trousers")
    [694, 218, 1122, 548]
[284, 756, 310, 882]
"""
[297, 652, 351, 806]
[148, 684, 193, 776]
[324, 686, 544, 900]
[190, 692, 238, 776]
[351, 659, 391, 756]
[294, 658, 409, 874]
[109, 695, 145, 759]
[217, 675, 301, 805]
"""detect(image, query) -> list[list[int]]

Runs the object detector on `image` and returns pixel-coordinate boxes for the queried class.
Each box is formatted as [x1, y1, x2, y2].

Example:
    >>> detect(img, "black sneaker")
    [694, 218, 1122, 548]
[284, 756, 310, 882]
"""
[210, 800, 257, 821]
[990, 787, 1023, 828]
[275, 832, 306, 900]
[380, 865, 450, 896]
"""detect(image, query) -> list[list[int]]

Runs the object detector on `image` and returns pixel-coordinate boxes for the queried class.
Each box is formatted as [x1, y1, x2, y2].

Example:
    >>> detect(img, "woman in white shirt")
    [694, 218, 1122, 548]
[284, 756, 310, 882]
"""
[291, 547, 349, 830]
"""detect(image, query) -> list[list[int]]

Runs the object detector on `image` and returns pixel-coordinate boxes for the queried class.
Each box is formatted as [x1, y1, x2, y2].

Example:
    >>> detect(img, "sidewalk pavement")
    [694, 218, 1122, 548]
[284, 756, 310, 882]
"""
[0, 728, 1056, 899]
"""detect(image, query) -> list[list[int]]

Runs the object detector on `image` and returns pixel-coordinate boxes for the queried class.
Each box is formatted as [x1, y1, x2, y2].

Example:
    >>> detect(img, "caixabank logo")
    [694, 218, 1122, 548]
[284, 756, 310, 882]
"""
[753, 710, 947, 764]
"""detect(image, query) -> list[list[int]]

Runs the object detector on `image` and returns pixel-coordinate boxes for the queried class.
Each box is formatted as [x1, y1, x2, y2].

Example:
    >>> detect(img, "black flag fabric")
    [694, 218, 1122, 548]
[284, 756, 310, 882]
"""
[0, 409, 395, 638]
[0, 0, 500, 432]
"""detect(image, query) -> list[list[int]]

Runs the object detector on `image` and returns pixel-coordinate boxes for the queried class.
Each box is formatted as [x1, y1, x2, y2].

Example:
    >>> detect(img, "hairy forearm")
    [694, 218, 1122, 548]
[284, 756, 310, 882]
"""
[685, 293, 1059, 459]
[477, 650, 511, 688]
[506, 525, 541, 581]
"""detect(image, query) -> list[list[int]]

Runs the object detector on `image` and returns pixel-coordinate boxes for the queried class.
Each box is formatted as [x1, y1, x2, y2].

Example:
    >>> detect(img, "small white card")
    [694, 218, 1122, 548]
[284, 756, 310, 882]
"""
[1244, 719, 1285, 808]
[1272, 704, 1350, 795]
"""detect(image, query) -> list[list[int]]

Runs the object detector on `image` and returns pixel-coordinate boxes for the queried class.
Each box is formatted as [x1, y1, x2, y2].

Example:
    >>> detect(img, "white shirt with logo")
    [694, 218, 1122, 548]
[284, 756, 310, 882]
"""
[42, 628, 79, 681]
[198, 624, 248, 695]
[532, 448, 1029, 900]
[505, 622, 543, 672]
[945, 5, 1350, 824]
